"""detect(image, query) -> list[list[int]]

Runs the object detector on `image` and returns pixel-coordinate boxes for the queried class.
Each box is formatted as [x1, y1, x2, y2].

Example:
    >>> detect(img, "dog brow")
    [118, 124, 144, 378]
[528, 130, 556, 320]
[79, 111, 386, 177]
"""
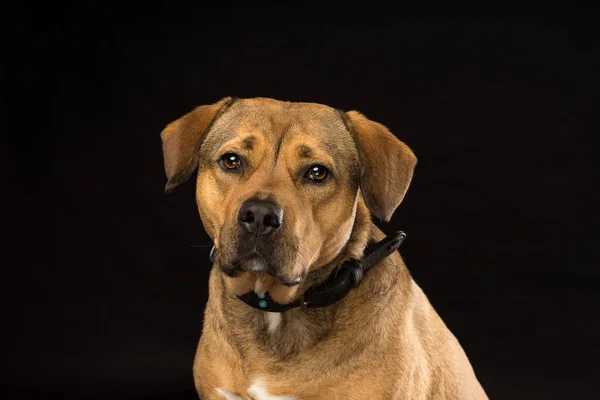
[243, 136, 256, 150]
[297, 145, 312, 158]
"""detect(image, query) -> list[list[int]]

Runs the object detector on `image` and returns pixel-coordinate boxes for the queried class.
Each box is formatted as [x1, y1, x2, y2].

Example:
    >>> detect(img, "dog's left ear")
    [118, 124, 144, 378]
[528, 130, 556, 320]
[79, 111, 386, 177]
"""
[160, 97, 234, 193]
[344, 110, 417, 222]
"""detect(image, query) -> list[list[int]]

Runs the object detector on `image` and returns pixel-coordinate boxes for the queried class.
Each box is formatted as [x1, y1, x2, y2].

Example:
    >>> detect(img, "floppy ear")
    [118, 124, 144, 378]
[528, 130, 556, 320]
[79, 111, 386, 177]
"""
[160, 97, 234, 193]
[345, 110, 417, 222]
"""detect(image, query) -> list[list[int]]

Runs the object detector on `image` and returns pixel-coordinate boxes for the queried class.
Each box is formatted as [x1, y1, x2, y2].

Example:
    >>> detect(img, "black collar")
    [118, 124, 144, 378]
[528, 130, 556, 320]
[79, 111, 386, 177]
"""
[236, 231, 406, 313]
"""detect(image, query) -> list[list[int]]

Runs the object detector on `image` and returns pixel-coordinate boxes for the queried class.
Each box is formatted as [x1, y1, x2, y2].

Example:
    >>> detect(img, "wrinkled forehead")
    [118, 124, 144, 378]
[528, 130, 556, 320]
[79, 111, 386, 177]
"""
[202, 99, 359, 161]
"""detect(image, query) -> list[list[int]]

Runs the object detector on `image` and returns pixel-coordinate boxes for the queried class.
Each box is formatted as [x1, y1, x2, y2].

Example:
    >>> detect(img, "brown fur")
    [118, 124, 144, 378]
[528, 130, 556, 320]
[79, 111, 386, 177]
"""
[161, 97, 487, 399]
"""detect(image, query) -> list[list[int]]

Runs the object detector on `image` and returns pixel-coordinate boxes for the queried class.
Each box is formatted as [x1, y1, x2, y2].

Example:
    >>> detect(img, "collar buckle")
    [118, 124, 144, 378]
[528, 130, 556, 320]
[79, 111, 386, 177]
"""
[302, 259, 363, 309]
[347, 259, 364, 287]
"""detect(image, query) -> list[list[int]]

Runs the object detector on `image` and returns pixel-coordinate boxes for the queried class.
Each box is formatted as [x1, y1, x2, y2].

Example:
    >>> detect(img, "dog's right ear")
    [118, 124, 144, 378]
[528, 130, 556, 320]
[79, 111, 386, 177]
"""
[160, 97, 234, 194]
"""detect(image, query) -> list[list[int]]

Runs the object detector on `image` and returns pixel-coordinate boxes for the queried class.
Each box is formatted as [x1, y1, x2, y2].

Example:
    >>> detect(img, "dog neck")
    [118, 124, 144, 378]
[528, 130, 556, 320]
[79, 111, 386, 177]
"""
[216, 198, 385, 359]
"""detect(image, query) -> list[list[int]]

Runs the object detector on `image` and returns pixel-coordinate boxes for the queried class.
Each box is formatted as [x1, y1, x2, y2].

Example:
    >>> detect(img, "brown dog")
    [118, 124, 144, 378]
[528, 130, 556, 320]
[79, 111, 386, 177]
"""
[161, 97, 488, 400]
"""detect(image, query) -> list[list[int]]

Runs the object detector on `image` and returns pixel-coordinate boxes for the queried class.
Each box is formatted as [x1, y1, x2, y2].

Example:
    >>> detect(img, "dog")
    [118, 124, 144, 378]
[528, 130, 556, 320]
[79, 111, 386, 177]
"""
[161, 97, 488, 399]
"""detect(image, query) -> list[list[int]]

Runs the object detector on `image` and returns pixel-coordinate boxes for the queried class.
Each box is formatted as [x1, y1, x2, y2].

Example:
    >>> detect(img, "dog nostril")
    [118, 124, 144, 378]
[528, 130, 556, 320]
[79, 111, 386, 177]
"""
[241, 211, 254, 223]
[263, 214, 279, 228]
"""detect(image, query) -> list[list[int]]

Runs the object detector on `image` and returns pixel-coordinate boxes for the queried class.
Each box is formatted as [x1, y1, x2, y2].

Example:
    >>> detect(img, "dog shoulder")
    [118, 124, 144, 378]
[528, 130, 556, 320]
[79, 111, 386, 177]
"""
[407, 280, 488, 398]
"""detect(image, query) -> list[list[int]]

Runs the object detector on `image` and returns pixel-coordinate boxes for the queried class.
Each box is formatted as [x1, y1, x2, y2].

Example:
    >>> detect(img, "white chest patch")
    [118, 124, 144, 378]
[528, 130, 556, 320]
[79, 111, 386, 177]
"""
[265, 312, 282, 332]
[248, 378, 296, 400]
[215, 388, 242, 400]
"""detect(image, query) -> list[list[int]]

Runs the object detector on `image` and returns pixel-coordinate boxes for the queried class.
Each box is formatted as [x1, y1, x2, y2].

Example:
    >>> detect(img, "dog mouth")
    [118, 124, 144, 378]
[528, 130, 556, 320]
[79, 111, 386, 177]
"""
[219, 251, 303, 286]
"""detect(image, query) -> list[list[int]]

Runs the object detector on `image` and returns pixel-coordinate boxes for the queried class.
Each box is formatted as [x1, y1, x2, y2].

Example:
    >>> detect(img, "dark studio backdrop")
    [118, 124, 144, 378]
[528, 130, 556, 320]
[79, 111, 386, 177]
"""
[3, 3, 599, 399]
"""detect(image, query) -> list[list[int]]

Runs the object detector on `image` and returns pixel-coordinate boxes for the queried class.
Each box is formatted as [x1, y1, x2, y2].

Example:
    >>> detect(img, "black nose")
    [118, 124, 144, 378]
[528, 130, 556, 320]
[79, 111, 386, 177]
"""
[238, 200, 283, 236]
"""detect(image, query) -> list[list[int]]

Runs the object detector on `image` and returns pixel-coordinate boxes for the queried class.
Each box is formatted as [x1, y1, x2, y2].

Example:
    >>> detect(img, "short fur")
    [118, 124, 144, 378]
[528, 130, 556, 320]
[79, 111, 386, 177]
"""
[161, 97, 487, 399]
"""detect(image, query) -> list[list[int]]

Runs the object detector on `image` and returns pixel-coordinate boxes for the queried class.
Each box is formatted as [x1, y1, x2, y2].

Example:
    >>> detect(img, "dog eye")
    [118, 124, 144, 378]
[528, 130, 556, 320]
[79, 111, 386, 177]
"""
[305, 165, 329, 182]
[220, 153, 242, 170]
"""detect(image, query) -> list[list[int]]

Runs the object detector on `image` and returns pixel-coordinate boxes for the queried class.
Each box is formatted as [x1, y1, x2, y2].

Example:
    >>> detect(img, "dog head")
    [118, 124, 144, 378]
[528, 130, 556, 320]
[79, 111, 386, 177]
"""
[161, 97, 416, 302]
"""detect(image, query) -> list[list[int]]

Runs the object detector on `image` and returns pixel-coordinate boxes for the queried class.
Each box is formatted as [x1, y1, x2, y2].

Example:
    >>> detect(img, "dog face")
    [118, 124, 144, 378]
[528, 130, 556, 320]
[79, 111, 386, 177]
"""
[161, 97, 416, 302]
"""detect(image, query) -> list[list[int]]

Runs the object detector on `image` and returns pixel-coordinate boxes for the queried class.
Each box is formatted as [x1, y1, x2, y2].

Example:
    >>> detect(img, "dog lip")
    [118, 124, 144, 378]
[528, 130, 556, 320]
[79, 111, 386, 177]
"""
[221, 253, 304, 286]
[220, 263, 244, 277]
[275, 274, 303, 286]
[220, 265, 303, 286]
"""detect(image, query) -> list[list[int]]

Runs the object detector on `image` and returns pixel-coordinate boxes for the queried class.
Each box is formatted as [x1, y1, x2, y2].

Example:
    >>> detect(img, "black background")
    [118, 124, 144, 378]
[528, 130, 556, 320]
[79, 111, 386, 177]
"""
[3, 3, 599, 399]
